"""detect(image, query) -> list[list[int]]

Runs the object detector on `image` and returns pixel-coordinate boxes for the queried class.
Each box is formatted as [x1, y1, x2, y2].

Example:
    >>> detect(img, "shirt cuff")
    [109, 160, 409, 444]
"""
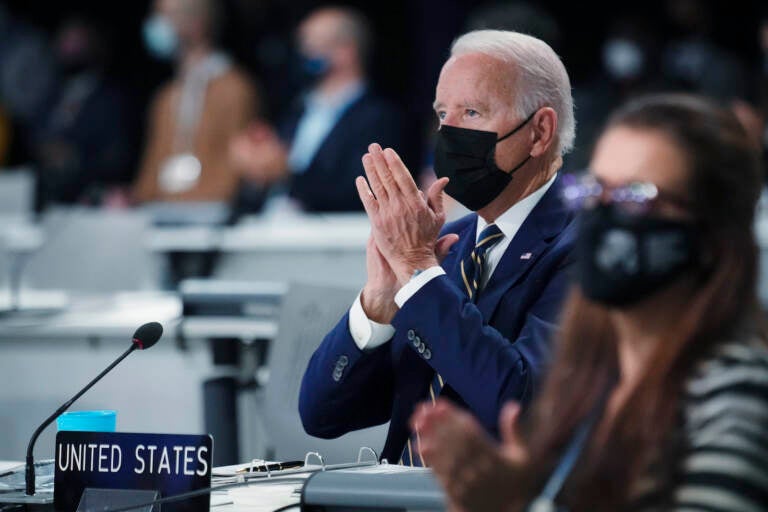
[348, 291, 396, 351]
[394, 266, 446, 308]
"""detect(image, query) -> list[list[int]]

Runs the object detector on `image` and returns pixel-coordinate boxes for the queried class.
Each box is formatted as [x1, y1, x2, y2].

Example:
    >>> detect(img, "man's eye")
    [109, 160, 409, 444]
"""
[437, 111, 446, 120]
[466, 109, 479, 117]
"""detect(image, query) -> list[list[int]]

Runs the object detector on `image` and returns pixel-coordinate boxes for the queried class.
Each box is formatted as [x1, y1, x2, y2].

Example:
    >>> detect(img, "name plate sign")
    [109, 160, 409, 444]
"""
[54, 432, 213, 512]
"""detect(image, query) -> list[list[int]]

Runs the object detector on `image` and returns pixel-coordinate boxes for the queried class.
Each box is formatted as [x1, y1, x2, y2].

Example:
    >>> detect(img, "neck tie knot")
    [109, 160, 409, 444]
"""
[460, 223, 504, 301]
[475, 223, 504, 253]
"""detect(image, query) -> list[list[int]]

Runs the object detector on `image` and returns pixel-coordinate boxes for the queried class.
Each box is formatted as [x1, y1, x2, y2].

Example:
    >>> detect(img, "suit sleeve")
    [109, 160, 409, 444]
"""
[299, 311, 395, 438]
[390, 255, 574, 434]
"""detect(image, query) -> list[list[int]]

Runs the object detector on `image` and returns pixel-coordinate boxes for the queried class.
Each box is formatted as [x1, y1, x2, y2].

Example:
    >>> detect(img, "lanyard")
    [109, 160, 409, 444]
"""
[173, 52, 231, 153]
[526, 388, 611, 512]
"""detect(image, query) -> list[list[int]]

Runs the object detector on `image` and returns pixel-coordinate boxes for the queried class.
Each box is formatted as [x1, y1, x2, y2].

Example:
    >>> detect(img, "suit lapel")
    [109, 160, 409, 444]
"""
[444, 216, 479, 293]
[475, 175, 572, 315]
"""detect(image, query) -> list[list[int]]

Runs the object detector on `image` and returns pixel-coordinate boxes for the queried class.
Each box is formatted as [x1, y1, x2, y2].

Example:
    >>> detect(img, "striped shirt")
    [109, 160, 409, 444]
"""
[632, 340, 768, 511]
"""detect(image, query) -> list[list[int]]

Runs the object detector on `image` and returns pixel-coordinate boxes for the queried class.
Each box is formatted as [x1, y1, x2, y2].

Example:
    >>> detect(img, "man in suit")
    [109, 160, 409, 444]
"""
[299, 30, 577, 465]
[229, 7, 406, 213]
[132, 0, 257, 204]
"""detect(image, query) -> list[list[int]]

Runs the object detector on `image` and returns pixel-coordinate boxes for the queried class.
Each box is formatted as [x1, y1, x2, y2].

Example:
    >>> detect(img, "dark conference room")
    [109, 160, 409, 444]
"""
[0, 0, 767, 511]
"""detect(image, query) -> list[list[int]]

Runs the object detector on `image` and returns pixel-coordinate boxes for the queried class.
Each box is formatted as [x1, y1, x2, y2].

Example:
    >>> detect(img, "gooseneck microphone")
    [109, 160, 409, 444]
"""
[25, 322, 163, 496]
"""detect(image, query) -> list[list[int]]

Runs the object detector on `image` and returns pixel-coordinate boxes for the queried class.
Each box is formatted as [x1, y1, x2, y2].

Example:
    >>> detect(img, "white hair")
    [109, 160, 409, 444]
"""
[451, 30, 575, 155]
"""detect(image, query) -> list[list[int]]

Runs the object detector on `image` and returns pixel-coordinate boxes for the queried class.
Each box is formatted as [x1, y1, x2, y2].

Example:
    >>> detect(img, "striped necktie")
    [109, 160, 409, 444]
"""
[400, 223, 504, 466]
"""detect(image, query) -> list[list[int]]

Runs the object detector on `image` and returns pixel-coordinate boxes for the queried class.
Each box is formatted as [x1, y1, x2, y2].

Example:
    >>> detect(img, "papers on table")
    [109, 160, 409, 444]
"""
[211, 458, 429, 511]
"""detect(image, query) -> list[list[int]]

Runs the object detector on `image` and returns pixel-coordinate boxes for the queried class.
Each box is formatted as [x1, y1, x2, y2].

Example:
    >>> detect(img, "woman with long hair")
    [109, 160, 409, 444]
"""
[412, 94, 768, 511]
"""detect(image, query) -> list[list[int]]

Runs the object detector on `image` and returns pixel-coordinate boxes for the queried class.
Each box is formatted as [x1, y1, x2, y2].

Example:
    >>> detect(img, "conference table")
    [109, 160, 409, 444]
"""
[0, 457, 446, 511]
[0, 290, 278, 342]
[1, 212, 371, 254]
[1, 211, 370, 292]
[0, 208, 375, 471]
[0, 289, 279, 467]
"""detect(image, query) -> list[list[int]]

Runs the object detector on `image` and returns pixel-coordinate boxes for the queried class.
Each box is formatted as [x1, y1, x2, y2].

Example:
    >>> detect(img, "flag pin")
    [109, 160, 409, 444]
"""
[520, 252, 532, 260]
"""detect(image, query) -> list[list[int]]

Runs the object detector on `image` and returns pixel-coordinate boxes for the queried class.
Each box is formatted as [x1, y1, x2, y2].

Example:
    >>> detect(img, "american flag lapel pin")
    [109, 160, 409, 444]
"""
[520, 252, 532, 260]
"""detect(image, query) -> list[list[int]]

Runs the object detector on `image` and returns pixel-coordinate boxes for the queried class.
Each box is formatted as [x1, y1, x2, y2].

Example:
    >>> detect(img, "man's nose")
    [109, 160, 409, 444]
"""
[439, 114, 461, 127]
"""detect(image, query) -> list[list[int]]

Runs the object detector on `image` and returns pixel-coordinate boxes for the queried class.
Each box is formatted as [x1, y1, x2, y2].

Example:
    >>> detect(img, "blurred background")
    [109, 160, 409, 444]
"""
[0, 0, 767, 467]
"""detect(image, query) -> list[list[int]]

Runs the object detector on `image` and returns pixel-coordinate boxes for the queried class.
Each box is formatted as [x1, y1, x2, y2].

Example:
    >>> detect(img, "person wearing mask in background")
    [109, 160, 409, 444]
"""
[228, 6, 405, 214]
[32, 17, 139, 209]
[132, 0, 257, 203]
[300, 30, 577, 465]
[568, 17, 664, 170]
[731, 10, 768, 174]
[662, 0, 748, 102]
[0, 3, 57, 148]
[413, 94, 768, 511]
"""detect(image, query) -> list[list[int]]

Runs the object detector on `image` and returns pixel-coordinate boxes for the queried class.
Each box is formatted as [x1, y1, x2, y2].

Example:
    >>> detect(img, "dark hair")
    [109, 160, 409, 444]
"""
[514, 94, 765, 511]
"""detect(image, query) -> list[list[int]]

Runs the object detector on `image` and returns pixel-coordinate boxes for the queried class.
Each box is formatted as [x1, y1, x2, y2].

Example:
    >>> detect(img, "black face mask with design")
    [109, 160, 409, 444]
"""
[576, 203, 699, 307]
[433, 111, 536, 211]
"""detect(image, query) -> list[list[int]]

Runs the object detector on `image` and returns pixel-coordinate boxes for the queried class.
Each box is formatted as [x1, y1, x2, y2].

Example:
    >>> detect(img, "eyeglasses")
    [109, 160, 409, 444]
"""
[561, 172, 692, 215]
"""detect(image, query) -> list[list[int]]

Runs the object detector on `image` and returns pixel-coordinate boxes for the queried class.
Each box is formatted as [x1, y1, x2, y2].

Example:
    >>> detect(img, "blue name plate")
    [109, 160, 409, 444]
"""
[54, 431, 213, 512]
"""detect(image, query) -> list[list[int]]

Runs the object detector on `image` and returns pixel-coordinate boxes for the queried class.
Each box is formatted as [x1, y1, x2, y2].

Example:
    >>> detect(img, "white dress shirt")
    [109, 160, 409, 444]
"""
[349, 173, 558, 351]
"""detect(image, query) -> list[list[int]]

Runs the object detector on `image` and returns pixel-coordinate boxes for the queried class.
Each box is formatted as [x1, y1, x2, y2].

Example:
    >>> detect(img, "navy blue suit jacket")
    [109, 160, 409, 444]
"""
[299, 175, 577, 462]
[278, 91, 407, 212]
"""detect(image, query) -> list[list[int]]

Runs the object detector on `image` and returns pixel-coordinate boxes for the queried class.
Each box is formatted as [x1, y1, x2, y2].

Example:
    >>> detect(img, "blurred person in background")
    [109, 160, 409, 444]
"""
[31, 16, 139, 209]
[132, 0, 258, 204]
[0, 4, 57, 132]
[569, 17, 664, 169]
[0, 3, 57, 171]
[227, 0, 307, 124]
[662, 0, 748, 101]
[413, 94, 768, 511]
[729, 9, 768, 178]
[228, 6, 405, 214]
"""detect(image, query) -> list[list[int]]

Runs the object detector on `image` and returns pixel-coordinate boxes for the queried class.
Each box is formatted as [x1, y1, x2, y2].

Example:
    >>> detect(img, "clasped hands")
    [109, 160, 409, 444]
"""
[355, 143, 459, 324]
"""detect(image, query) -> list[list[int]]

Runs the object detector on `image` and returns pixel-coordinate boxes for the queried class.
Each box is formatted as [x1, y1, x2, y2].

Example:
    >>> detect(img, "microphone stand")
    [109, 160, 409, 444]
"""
[25, 344, 138, 495]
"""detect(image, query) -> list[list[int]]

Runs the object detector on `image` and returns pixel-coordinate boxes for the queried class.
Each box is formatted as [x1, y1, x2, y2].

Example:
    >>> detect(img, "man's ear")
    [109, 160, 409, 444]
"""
[529, 107, 558, 158]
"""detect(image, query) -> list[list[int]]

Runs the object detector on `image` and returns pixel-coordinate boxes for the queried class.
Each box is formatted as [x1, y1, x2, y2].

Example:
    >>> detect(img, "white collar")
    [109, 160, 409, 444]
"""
[476, 172, 558, 241]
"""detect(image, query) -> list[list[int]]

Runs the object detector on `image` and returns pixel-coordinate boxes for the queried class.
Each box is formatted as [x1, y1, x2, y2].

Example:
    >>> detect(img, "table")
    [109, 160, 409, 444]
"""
[0, 290, 279, 465]
[0, 291, 182, 341]
[0, 460, 446, 511]
[1, 213, 370, 289]
[2, 213, 371, 255]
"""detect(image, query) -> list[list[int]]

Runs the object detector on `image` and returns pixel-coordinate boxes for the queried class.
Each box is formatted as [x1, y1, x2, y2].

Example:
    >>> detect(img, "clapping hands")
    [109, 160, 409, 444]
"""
[356, 143, 458, 322]
[410, 399, 529, 512]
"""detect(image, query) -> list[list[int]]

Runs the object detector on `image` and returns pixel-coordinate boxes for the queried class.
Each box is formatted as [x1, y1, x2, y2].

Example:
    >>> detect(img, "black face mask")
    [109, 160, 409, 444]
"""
[433, 111, 536, 211]
[576, 204, 699, 307]
[300, 55, 331, 82]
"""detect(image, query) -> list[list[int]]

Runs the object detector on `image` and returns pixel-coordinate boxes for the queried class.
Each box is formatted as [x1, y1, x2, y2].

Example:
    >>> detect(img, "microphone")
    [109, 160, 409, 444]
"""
[24, 322, 163, 496]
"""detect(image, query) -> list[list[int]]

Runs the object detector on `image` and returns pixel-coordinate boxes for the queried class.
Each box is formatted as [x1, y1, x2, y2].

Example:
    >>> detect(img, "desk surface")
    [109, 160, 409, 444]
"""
[0, 461, 444, 511]
[0, 291, 277, 342]
[0, 291, 182, 341]
[2, 213, 371, 254]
